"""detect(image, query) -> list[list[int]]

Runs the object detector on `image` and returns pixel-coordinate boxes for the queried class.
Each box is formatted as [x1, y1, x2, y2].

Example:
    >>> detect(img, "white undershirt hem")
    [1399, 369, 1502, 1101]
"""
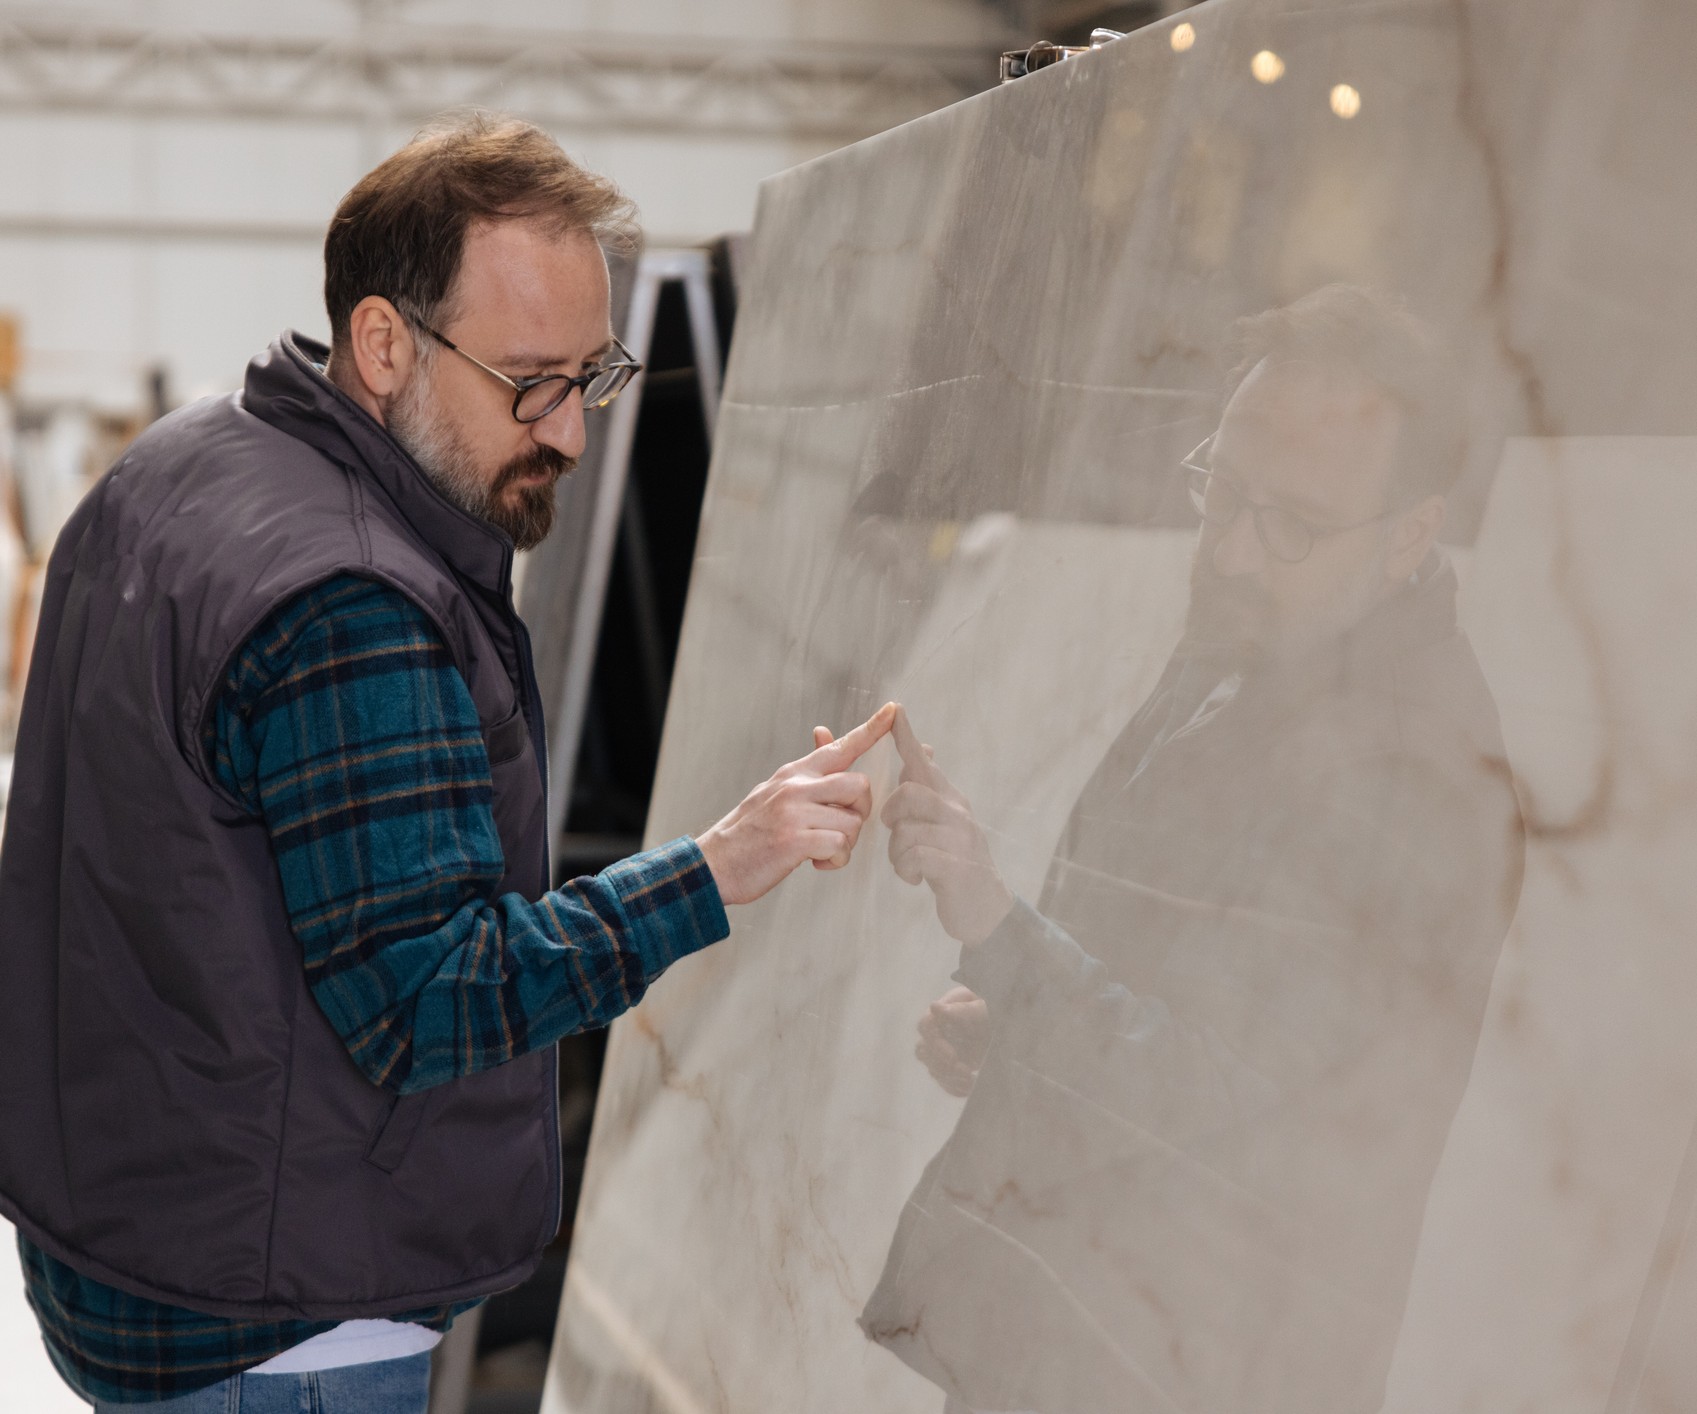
[248, 1319, 442, 1374]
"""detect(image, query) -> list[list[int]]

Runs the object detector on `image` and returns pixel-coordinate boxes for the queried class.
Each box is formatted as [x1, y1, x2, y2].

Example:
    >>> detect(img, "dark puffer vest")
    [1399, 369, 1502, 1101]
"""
[0, 332, 559, 1320]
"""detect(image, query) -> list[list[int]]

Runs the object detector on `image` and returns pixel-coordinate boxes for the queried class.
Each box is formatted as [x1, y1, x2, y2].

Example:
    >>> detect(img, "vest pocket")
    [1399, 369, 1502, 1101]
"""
[482, 702, 528, 766]
[365, 1089, 432, 1173]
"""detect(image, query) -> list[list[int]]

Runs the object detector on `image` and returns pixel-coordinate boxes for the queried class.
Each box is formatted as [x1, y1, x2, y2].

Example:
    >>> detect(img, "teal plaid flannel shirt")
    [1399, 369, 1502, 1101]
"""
[19, 574, 728, 1404]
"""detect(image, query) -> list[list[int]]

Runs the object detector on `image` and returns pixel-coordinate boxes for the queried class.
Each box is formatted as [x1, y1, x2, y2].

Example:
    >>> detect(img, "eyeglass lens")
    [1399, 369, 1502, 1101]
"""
[514, 364, 635, 423]
[1185, 469, 1313, 562]
[581, 363, 635, 410]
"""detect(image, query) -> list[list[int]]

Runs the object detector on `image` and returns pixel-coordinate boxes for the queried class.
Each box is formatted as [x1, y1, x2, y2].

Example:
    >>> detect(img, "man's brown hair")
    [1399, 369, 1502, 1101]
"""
[1224, 284, 1467, 504]
[323, 111, 638, 351]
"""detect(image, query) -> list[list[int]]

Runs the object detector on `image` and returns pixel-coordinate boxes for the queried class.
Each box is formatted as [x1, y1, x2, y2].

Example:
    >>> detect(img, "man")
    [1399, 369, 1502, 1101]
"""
[0, 114, 893, 1409]
[862, 287, 1524, 1413]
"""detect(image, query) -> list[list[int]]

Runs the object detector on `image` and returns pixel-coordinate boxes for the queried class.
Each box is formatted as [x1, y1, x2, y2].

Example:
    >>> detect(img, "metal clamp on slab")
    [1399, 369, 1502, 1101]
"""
[999, 28, 1124, 83]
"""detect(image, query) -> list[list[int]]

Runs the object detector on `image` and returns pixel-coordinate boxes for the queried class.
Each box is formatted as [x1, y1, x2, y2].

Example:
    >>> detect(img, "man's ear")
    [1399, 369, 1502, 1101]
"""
[340, 297, 419, 405]
[1384, 494, 1445, 582]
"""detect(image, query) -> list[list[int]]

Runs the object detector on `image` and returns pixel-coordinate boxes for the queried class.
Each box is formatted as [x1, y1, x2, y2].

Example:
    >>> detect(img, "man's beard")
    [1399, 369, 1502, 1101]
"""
[1184, 554, 1271, 657]
[388, 372, 573, 551]
[1183, 543, 1392, 664]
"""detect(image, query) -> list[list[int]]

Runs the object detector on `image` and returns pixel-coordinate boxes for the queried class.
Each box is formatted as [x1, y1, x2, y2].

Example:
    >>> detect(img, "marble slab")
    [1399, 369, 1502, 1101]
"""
[544, 2, 1697, 1411]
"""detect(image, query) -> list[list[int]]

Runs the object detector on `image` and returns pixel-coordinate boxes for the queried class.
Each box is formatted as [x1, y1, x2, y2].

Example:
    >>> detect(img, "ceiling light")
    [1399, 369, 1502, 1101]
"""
[1330, 83, 1362, 118]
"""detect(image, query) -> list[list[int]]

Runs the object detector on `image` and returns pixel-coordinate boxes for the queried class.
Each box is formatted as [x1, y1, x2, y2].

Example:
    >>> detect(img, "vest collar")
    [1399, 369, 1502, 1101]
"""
[241, 330, 514, 596]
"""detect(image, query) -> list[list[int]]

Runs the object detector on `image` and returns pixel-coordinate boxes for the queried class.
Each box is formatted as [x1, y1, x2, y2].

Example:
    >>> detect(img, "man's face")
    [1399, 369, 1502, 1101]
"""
[1186, 357, 1409, 660]
[388, 220, 614, 550]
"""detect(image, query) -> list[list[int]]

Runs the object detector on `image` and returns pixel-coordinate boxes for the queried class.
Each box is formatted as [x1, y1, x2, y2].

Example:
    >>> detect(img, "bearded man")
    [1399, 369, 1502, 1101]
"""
[0, 114, 893, 1410]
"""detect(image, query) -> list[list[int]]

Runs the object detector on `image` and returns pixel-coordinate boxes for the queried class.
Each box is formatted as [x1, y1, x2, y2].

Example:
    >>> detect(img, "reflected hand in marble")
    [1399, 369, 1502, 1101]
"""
[914, 985, 990, 1099]
[881, 706, 1016, 948]
[696, 701, 897, 905]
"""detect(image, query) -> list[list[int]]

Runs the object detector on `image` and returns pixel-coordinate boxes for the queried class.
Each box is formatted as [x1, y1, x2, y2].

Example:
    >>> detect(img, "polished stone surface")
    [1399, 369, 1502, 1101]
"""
[545, 2, 1697, 1410]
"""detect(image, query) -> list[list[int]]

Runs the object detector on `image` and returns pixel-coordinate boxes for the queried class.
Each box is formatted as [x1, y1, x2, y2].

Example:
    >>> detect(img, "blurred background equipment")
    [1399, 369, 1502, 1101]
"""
[523, 245, 728, 885]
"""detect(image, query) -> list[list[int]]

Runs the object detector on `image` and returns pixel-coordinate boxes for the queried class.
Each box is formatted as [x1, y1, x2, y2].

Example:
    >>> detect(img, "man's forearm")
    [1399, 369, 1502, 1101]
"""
[324, 837, 729, 1094]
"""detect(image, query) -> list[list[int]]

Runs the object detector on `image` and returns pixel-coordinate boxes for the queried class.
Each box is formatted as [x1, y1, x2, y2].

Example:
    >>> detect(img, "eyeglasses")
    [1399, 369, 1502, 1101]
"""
[1181, 436, 1392, 564]
[418, 323, 643, 424]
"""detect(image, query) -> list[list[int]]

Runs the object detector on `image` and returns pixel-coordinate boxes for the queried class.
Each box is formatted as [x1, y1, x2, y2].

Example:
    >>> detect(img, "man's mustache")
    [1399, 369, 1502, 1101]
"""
[1185, 561, 1272, 654]
[493, 446, 575, 492]
[1189, 563, 1266, 615]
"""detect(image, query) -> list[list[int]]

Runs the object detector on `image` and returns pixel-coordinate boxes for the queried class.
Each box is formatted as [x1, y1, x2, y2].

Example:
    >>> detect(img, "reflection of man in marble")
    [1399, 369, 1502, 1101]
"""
[861, 286, 1524, 1414]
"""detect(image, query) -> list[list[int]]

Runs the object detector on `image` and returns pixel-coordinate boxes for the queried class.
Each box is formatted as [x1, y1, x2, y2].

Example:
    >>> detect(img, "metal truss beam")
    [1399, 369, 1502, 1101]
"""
[0, 211, 324, 244]
[0, 16, 999, 143]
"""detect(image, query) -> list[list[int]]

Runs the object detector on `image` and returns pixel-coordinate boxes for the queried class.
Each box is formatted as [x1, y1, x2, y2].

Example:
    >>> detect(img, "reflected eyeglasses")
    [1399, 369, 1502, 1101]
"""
[417, 323, 643, 424]
[1181, 437, 1392, 565]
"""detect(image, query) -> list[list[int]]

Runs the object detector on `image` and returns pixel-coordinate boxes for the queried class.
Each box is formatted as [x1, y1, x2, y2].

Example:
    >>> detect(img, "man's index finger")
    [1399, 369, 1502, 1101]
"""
[807, 701, 897, 773]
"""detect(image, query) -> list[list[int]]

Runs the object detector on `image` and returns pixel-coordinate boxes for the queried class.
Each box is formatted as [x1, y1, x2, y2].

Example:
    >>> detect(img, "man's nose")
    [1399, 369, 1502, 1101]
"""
[530, 387, 587, 461]
[1208, 505, 1267, 577]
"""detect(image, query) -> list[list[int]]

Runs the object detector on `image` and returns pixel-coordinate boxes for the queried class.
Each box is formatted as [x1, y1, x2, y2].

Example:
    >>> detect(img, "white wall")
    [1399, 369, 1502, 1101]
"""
[0, 0, 1014, 407]
[0, 112, 356, 406]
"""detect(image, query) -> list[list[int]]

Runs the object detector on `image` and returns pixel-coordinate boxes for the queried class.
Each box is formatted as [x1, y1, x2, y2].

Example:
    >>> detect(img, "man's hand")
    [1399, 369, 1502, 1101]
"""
[696, 702, 897, 906]
[916, 984, 990, 1097]
[881, 708, 1015, 947]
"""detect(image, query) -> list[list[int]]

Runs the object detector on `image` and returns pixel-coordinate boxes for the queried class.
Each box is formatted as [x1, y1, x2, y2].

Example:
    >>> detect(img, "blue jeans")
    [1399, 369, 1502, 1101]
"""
[94, 1352, 431, 1412]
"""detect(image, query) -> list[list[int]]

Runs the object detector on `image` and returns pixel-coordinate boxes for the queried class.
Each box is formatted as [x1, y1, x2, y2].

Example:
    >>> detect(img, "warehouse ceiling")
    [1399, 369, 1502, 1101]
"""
[0, 13, 996, 143]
